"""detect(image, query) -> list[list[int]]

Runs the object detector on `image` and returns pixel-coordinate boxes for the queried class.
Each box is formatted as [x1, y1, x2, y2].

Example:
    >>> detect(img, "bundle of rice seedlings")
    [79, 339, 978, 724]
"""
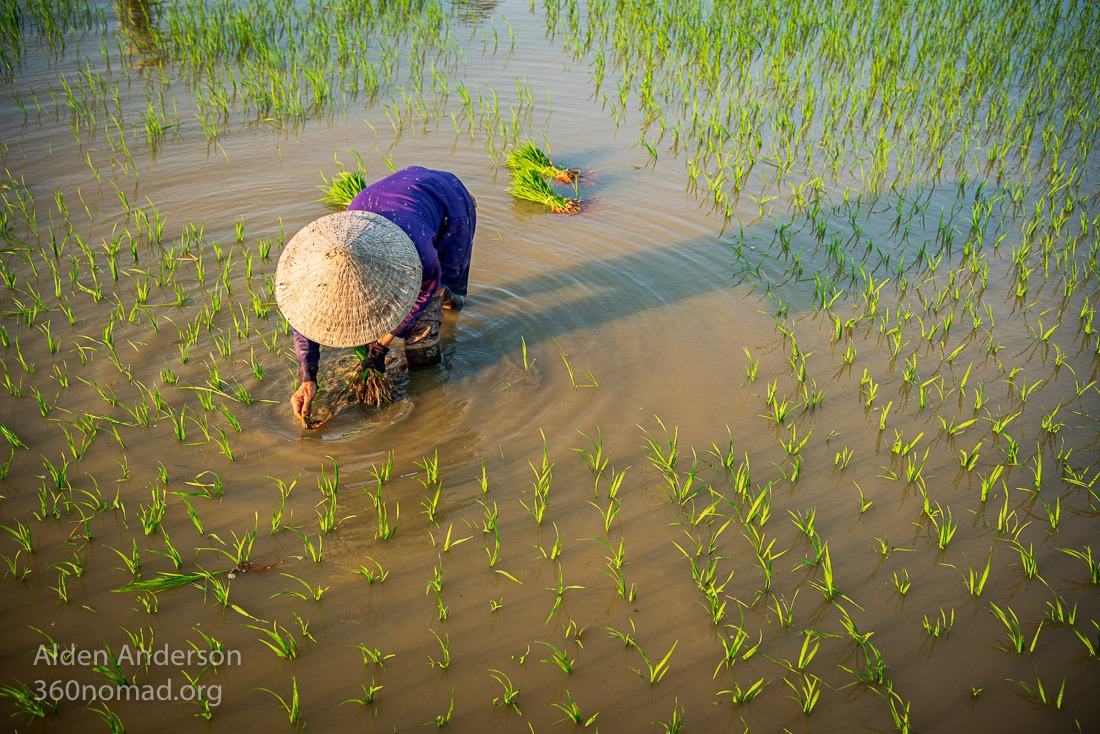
[506, 167, 581, 214]
[505, 142, 578, 183]
[301, 357, 397, 430]
[317, 168, 369, 209]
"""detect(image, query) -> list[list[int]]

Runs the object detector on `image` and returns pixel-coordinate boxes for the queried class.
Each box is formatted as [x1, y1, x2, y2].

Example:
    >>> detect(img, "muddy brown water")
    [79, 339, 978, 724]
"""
[1, 1, 1098, 733]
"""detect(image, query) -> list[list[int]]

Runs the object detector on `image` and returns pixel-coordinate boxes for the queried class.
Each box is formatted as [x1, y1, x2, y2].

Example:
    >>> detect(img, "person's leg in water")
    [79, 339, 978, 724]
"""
[403, 288, 445, 370]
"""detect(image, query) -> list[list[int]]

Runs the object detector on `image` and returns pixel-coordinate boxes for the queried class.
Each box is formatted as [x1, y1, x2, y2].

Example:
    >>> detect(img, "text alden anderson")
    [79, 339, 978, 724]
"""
[35, 644, 241, 668]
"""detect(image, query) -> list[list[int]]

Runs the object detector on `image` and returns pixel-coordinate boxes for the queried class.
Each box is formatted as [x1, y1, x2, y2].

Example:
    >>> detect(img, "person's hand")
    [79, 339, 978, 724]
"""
[292, 381, 317, 419]
[360, 342, 389, 374]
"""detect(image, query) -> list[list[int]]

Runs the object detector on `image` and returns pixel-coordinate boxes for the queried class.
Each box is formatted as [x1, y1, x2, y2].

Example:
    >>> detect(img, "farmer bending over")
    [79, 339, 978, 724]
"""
[275, 166, 476, 420]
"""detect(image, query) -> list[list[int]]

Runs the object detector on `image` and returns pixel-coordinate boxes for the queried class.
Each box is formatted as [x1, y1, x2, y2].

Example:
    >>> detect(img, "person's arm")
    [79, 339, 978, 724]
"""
[291, 328, 320, 419]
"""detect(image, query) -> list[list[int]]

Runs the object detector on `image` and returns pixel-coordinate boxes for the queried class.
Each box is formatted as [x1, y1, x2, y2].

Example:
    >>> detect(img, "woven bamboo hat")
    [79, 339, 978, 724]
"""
[275, 211, 422, 347]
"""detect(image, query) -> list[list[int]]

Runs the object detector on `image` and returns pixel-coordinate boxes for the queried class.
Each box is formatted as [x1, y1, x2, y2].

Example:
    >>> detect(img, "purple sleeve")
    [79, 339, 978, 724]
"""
[292, 328, 320, 383]
[391, 246, 441, 338]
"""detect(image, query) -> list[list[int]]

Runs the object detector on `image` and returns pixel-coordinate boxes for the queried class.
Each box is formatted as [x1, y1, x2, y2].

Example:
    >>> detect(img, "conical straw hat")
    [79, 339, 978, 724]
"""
[275, 211, 422, 348]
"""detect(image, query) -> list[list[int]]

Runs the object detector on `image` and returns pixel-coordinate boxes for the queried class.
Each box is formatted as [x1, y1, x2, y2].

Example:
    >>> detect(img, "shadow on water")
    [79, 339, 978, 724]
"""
[455, 235, 735, 372]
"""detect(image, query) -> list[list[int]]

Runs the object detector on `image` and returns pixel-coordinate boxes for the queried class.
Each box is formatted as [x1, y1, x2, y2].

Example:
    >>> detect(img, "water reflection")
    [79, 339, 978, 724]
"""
[451, 0, 501, 25]
[116, 0, 161, 68]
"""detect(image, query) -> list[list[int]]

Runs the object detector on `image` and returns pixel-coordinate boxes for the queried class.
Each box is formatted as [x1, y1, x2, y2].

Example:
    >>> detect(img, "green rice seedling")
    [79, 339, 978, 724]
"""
[92, 643, 132, 686]
[720, 678, 769, 704]
[1058, 546, 1100, 584]
[834, 445, 853, 470]
[892, 570, 911, 595]
[603, 619, 637, 647]
[275, 573, 329, 602]
[1074, 621, 1100, 658]
[341, 679, 383, 706]
[811, 543, 845, 602]
[785, 673, 823, 714]
[539, 640, 575, 674]
[507, 167, 580, 213]
[923, 607, 954, 637]
[90, 703, 124, 733]
[373, 493, 399, 540]
[288, 528, 324, 562]
[440, 523, 472, 552]
[432, 690, 454, 727]
[317, 167, 369, 209]
[588, 495, 621, 533]
[247, 621, 298, 660]
[353, 557, 389, 583]
[421, 483, 442, 524]
[552, 690, 598, 726]
[354, 644, 395, 669]
[978, 465, 1004, 502]
[520, 335, 535, 375]
[927, 502, 958, 550]
[631, 639, 678, 685]
[505, 142, 577, 183]
[653, 698, 685, 734]
[959, 441, 982, 471]
[956, 551, 993, 597]
[744, 347, 759, 382]
[427, 629, 451, 669]
[789, 507, 816, 538]
[1, 519, 34, 554]
[150, 529, 183, 570]
[574, 427, 609, 475]
[1045, 594, 1076, 626]
[368, 451, 394, 488]
[0, 679, 58, 719]
[489, 669, 521, 714]
[255, 676, 303, 729]
[1010, 670, 1064, 709]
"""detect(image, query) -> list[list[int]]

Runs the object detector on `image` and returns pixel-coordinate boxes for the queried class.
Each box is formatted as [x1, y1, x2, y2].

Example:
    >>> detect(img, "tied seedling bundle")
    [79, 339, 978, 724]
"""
[301, 348, 397, 430]
[506, 166, 581, 214]
[317, 166, 369, 209]
[506, 142, 579, 183]
[505, 143, 582, 213]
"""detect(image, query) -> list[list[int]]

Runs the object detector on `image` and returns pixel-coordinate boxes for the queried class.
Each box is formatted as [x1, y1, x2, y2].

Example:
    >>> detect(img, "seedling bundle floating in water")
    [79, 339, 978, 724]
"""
[506, 142, 578, 183]
[505, 143, 581, 213]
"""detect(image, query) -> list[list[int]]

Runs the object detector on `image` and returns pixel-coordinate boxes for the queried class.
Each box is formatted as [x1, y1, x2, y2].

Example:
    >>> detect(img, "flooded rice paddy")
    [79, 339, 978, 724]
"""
[0, 0, 1098, 732]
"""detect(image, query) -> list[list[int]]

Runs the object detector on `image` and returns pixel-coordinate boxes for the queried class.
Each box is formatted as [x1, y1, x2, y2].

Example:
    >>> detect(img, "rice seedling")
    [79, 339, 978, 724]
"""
[551, 689, 598, 726]
[427, 628, 451, 669]
[630, 639, 678, 685]
[505, 142, 577, 183]
[0, 679, 58, 719]
[275, 573, 329, 602]
[1, 519, 34, 554]
[354, 643, 396, 670]
[1058, 545, 1100, 584]
[255, 676, 303, 729]
[432, 689, 454, 727]
[353, 557, 389, 584]
[342, 679, 383, 706]
[538, 640, 575, 674]
[923, 607, 955, 637]
[956, 551, 994, 597]
[785, 673, 823, 715]
[317, 166, 369, 209]
[1011, 670, 1065, 709]
[489, 669, 521, 714]
[506, 167, 580, 213]
[1074, 621, 1100, 658]
[247, 620, 298, 660]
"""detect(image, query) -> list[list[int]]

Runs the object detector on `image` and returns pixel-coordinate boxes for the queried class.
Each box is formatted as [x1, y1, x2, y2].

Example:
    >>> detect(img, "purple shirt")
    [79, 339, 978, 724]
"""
[293, 166, 475, 383]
